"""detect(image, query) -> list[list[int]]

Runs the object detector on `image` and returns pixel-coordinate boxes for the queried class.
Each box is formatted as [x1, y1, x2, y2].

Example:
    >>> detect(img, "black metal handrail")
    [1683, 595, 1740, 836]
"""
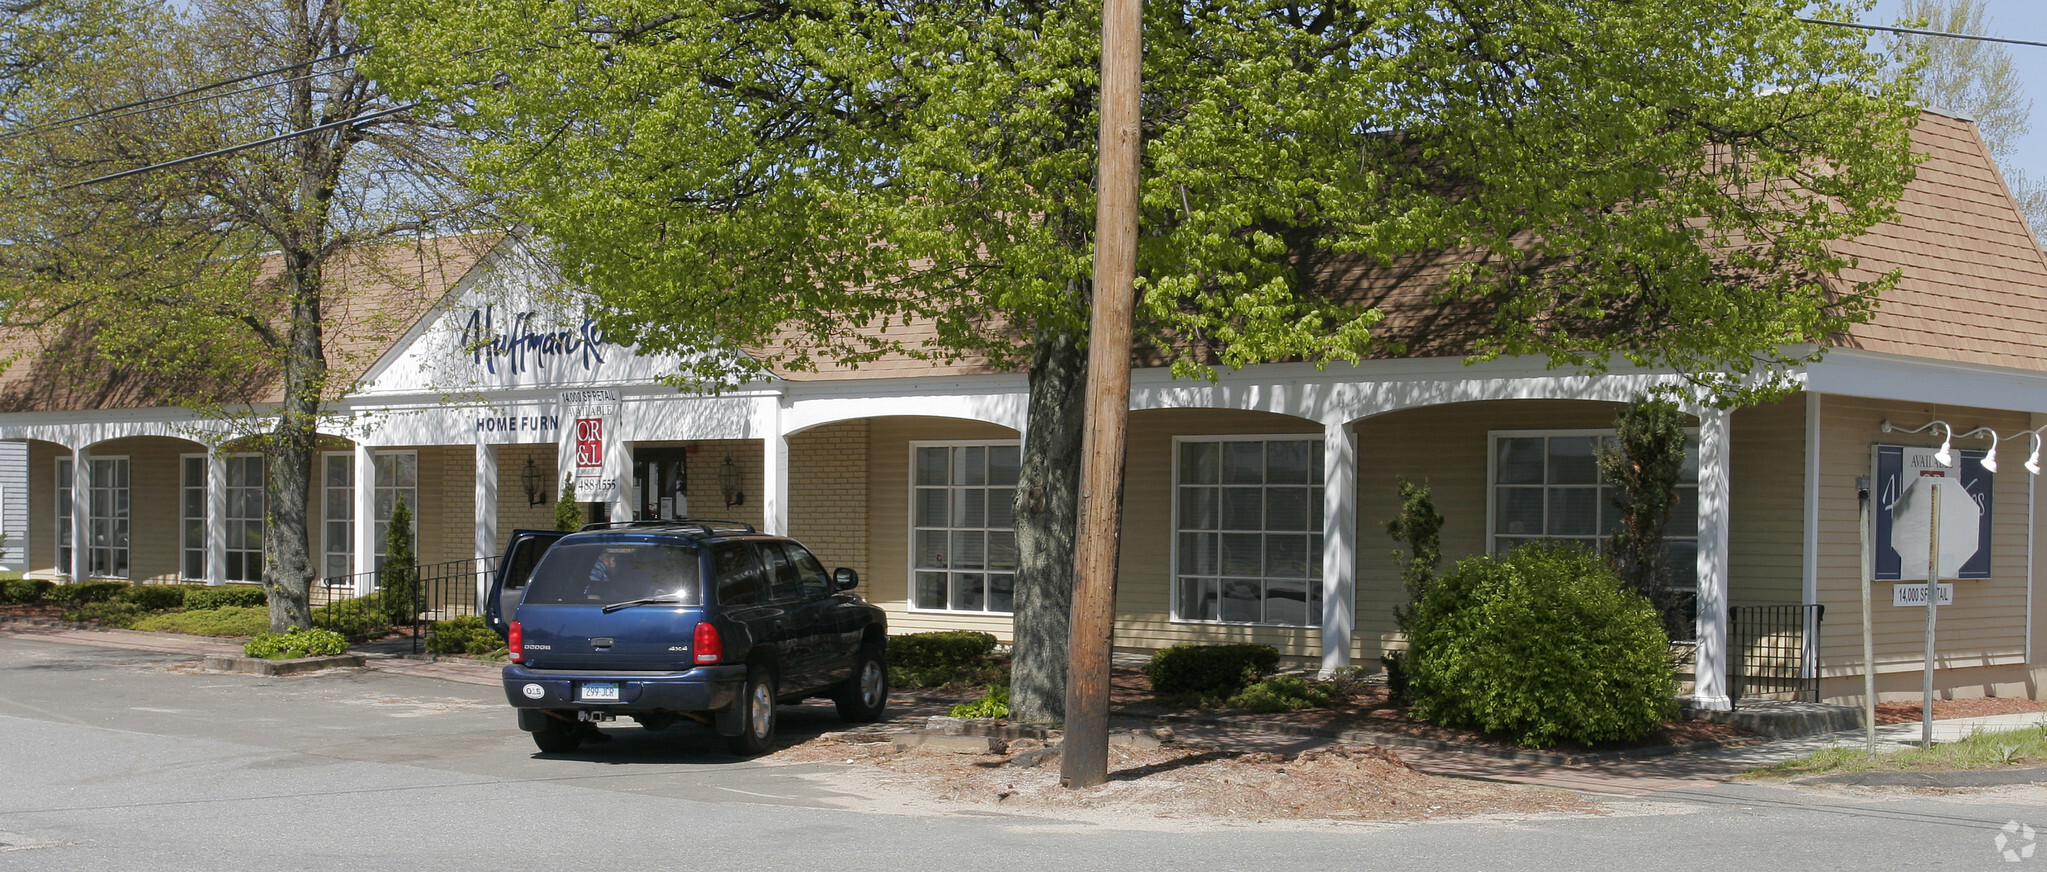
[313, 556, 498, 653]
[1729, 603, 1825, 706]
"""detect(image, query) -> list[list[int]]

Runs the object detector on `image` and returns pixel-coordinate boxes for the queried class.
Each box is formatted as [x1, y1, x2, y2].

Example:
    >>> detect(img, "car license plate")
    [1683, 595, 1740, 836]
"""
[579, 682, 620, 702]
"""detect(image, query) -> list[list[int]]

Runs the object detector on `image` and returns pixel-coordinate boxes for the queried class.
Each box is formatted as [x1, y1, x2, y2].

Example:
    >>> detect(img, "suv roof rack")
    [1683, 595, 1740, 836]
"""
[575, 518, 759, 537]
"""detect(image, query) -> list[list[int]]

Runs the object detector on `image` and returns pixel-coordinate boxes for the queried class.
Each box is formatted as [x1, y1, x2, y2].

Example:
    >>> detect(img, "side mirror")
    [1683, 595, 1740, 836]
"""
[833, 567, 859, 591]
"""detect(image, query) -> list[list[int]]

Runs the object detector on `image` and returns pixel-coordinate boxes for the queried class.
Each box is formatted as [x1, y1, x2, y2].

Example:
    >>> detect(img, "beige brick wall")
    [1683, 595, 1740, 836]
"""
[790, 422, 869, 576]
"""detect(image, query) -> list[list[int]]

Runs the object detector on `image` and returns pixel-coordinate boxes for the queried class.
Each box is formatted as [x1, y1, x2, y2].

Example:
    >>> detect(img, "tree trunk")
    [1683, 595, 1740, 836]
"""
[1008, 329, 1088, 724]
[263, 254, 324, 632]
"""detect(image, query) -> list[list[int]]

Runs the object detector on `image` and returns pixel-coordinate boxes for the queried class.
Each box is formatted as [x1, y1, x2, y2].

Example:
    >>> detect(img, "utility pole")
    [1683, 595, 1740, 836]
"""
[1061, 0, 1142, 790]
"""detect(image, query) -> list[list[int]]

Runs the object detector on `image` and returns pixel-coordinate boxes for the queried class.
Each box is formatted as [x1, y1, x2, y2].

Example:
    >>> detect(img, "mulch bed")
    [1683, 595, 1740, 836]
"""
[1873, 697, 2047, 725]
[1095, 667, 1754, 754]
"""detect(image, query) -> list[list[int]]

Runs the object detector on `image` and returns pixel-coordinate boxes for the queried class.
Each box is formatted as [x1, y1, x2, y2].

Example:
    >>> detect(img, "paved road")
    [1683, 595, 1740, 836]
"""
[1, 635, 2042, 871]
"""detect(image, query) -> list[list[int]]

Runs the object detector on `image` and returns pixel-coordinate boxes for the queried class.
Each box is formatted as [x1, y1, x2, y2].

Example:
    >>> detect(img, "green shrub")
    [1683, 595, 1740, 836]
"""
[244, 627, 350, 659]
[1143, 643, 1281, 698]
[888, 631, 1006, 689]
[426, 615, 505, 655]
[131, 605, 272, 637]
[1229, 674, 1340, 713]
[1407, 542, 1678, 748]
[0, 578, 54, 604]
[183, 586, 268, 611]
[113, 584, 193, 611]
[310, 599, 387, 642]
[49, 581, 130, 606]
[60, 600, 149, 628]
[948, 685, 1010, 719]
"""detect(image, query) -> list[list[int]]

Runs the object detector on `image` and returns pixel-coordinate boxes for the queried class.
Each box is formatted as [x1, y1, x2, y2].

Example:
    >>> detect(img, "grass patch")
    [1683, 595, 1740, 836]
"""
[1744, 722, 2047, 779]
[129, 606, 271, 637]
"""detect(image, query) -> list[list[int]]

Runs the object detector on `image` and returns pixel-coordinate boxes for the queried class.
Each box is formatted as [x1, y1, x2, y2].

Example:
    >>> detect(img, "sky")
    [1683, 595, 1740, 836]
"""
[1864, 0, 2047, 186]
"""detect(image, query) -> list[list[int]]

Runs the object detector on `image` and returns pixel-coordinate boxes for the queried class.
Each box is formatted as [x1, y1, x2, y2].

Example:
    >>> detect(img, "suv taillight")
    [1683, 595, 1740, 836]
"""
[693, 621, 722, 665]
[509, 620, 523, 663]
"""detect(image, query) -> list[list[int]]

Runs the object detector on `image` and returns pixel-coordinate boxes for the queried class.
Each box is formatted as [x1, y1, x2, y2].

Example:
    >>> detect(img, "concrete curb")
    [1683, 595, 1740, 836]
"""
[1796, 766, 2047, 788]
[201, 653, 367, 676]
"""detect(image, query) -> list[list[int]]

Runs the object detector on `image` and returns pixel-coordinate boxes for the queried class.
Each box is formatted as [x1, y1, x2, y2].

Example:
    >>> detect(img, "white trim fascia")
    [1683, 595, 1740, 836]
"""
[1804, 392, 1822, 607]
[1804, 348, 2047, 412]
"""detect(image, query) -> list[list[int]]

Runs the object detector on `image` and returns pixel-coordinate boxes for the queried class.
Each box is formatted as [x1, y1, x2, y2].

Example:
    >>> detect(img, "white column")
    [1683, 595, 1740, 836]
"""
[610, 440, 635, 523]
[69, 446, 89, 582]
[1320, 419, 1358, 677]
[761, 398, 790, 535]
[206, 449, 227, 586]
[475, 441, 498, 612]
[352, 442, 377, 597]
[1693, 406, 1733, 711]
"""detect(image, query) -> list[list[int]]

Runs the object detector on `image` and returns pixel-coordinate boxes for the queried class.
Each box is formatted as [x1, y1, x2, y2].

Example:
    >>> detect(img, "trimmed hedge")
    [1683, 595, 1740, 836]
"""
[131, 606, 270, 637]
[1143, 643, 1280, 697]
[49, 581, 130, 606]
[1406, 542, 1678, 748]
[0, 578, 54, 604]
[425, 615, 504, 655]
[113, 584, 193, 611]
[60, 600, 149, 628]
[183, 586, 268, 611]
[888, 630, 1005, 690]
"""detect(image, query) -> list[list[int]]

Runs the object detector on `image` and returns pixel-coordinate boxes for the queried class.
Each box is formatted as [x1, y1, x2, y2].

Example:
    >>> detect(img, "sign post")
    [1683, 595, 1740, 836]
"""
[1858, 476, 1875, 757]
[1922, 484, 1939, 749]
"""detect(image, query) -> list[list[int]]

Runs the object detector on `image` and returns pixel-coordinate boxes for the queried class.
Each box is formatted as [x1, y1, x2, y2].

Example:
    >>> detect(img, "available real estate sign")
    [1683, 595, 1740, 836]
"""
[1872, 444, 1992, 581]
[561, 389, 621, 502]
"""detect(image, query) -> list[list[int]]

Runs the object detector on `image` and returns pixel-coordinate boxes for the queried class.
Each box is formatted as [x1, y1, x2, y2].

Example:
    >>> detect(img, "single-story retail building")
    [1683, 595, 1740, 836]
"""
[2, 110, 2042, 710]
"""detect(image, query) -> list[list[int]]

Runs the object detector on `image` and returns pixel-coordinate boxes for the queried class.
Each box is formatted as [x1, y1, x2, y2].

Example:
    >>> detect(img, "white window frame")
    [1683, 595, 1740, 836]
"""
[372, 451, 419, 571]
[1170, 434, 1325, 628]
[180, 454, 206, 580]
[221, 453, 264, 583]
[1486, 428, 1700, 583]
[57, 455, 130, 579]
[906, 440, 1021, 615]
[320, 452, 354, 581]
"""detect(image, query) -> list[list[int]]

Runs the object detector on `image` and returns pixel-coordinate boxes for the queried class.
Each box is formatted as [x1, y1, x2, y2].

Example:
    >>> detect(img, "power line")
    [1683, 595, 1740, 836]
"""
[58, 101, 418, 190]
[0, 46, 367, 144]
[1800, 17, 2047, 50]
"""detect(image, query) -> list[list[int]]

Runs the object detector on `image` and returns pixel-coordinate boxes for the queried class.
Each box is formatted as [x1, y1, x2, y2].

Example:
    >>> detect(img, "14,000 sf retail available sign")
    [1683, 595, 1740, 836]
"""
[563, 389, 620, 502]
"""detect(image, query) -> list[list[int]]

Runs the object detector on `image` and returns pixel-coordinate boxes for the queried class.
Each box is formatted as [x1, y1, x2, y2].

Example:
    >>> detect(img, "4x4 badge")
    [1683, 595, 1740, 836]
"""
[591, 637, 614, 647]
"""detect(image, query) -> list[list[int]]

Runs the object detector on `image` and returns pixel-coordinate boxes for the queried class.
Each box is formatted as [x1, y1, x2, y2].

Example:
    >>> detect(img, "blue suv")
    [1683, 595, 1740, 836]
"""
[487, 521, 889, 755]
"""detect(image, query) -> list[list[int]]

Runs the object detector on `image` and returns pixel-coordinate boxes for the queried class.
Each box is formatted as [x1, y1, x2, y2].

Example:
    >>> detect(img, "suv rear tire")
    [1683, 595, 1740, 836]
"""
[532, 712, 583, 754]
[833, 641, 888, 723]
[726, 665, 777, 756]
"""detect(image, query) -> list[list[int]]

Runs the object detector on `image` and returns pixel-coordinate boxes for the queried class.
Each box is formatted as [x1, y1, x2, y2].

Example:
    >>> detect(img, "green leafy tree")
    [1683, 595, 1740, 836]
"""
[1596, 397, 1690, 636]
[360, 0, 1916, 720]
[377, 495, 417, 625]
[0, 0, 490, 631]
[554, 475, 584, 532]
[1890, 0, 2047, 242]
[1382, 476, 1443, 703]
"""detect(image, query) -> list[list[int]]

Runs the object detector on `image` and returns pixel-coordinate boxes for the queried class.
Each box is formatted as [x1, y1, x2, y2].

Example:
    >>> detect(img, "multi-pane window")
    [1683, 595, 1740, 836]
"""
[910, 443, 1020, 613]
[222, 455, 264, 582]
[1174, 438, 1323, 626]
[321, 454, 353, 580]
[1489, 430, 1700, 587]
[320, 451, 418, 581]
[56, 457, 129, 579]
[181, 456, 206, 579]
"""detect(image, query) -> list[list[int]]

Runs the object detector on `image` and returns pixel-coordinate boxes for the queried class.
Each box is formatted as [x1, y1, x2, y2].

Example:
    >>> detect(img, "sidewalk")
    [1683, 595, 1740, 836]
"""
[5, 618, 2043, 798]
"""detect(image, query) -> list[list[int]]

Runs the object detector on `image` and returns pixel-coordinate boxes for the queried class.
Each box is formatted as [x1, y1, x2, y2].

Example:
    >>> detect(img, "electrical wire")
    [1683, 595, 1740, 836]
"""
[0, 46, 368, 143]
[57, 101, 418, 190]
[1800, 17, 2047, 50]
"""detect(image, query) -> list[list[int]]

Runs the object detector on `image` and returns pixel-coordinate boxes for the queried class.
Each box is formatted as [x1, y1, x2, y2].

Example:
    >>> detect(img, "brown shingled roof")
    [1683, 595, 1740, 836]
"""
[0, 234, 496, 413]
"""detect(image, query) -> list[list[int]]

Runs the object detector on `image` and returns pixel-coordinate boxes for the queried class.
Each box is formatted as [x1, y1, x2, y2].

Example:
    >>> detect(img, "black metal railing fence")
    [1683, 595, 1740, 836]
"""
[312, 557, 498, 653]
[1729, 603, 1825, 705]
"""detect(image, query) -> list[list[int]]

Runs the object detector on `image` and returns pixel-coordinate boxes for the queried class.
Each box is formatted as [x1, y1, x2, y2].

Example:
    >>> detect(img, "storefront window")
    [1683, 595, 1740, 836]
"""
[1173, 437, 1323, 626]
[910, 442, 1020, 614]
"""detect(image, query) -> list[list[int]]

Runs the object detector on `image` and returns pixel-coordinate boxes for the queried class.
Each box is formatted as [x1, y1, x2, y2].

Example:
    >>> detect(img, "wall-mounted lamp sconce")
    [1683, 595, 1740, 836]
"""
[1958, 427, 2001, 472]
[521, 457, 548, 506]
[719, 456, 745, 508]
[1881, 419, 1953, 466]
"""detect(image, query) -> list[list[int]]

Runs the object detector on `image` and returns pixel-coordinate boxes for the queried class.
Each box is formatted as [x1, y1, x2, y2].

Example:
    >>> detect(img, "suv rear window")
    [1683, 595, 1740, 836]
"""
[523, 543, 702, 606]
